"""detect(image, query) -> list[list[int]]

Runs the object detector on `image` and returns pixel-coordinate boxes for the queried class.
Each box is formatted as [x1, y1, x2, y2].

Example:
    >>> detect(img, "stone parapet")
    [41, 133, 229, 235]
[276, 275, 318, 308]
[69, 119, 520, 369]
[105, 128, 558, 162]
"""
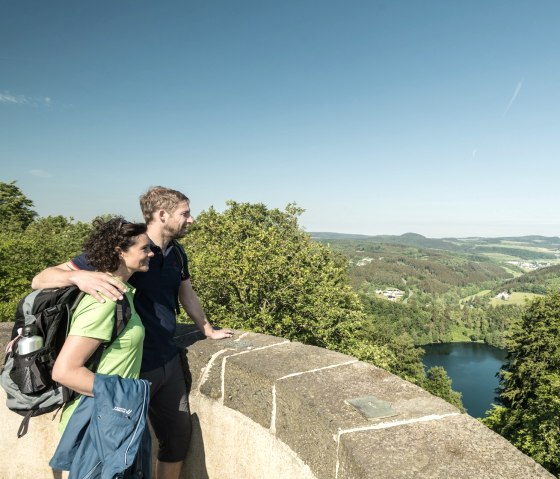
[176, 324, 552, 479]
[0, 321, 553, 478]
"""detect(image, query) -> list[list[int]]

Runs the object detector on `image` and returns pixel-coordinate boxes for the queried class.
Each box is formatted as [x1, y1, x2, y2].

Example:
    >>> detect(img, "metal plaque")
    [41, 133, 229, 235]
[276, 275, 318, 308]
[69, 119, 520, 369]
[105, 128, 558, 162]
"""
[346, 395, 397, 420]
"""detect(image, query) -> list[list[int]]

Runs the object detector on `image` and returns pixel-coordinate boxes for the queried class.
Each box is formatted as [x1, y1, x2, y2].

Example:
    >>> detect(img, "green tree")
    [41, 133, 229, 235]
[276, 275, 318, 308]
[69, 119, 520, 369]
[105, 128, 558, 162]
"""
[184, 202, 370, 353]
[0, 215, 90, 321]
[423, 366, 465, 411]
[0, 181, 37, 230]
[483, 292, 560, 475]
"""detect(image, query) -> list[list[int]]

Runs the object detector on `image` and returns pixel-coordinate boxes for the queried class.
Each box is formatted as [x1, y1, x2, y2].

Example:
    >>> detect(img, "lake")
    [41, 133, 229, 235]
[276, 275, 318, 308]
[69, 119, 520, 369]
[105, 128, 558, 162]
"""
[421, 342, 508, 419]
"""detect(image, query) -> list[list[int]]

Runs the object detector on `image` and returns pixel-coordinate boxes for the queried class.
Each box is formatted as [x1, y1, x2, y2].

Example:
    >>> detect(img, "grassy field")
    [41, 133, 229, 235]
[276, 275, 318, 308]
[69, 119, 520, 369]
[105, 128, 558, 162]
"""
[499, 241, 560, 254]
[481, 252, 531, 262]
[501, 266, 524, 277]
[460, 290, 492, 304]
[460, 290, 544, 308]
[447, 326, 473, 342]
[490, 292, 543, 307]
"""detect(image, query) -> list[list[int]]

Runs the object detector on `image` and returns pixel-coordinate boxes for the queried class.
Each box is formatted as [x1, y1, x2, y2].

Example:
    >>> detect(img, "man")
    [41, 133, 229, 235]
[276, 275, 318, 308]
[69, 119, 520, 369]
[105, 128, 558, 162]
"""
[32, 186, 233, 479]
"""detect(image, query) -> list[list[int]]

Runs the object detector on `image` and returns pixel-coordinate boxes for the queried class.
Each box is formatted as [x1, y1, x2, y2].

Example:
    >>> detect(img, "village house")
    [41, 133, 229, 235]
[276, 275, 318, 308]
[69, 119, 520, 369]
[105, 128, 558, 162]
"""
[375, 288, 405, 301]
[495, 291, 511, 301]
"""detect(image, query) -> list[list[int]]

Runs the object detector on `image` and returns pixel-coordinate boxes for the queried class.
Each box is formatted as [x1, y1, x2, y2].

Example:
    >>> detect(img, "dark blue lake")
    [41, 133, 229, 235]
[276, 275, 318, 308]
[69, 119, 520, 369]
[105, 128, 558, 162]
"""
[421, 342, 508, 419]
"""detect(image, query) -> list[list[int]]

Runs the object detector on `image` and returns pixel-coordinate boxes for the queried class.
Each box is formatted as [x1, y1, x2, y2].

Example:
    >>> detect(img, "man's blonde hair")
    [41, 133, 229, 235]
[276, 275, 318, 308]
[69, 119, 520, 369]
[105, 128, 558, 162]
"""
[139, 186, 190, 224]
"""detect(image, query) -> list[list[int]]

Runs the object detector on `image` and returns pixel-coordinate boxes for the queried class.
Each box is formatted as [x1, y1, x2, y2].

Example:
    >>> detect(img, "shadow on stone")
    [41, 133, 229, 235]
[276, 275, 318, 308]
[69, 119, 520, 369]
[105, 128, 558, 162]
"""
[183, 413, 209, 479]
[175, 333, 209, 478]
[174, 323, 207, 349]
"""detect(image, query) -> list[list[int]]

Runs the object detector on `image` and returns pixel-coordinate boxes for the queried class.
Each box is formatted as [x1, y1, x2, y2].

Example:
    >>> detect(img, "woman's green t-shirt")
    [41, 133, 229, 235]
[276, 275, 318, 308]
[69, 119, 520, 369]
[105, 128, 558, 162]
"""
[58, 285, 144, 431]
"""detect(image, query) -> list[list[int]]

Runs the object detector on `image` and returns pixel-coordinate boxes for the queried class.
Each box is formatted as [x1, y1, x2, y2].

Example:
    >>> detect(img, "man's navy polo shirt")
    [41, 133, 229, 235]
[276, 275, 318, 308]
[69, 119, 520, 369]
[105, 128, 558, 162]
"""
[71, 239, 190, 372]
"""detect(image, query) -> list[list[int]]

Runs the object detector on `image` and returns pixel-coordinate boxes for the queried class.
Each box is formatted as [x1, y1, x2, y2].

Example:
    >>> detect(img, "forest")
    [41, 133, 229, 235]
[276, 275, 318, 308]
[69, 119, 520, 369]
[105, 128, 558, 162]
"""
[2, 180, 560, 474]
[316, 232, 560, 349]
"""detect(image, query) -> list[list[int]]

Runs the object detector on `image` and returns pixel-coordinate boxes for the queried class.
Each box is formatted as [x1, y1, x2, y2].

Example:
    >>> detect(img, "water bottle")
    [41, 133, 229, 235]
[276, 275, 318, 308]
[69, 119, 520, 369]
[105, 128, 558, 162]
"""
[17, 324, 44, 355]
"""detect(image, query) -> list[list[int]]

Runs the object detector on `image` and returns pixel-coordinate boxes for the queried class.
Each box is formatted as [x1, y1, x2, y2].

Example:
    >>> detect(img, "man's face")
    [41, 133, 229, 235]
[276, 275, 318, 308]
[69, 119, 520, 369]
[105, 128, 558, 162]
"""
[165, 200, 193, 239]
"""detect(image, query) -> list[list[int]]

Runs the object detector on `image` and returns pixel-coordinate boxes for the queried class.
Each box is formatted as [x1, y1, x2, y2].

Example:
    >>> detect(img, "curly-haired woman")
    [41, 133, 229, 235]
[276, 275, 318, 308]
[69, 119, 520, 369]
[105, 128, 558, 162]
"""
[52, 216, 153, 431]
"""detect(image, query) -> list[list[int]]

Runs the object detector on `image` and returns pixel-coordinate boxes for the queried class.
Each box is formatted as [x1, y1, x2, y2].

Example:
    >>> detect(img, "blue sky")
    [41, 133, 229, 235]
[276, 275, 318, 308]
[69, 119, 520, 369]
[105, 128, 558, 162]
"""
[1, 1, 559, 238]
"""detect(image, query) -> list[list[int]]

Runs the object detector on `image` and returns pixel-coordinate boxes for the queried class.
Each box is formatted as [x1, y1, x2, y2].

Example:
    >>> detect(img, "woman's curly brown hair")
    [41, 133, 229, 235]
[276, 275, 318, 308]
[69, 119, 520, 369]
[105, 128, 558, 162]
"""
[83, 216, 147, 272]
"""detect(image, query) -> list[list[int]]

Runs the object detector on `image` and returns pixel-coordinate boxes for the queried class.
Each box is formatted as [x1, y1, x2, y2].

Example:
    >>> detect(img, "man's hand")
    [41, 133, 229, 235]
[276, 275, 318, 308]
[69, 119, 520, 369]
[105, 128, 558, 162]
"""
[206, 328, 234, 340]
[71, 270, 126, 302]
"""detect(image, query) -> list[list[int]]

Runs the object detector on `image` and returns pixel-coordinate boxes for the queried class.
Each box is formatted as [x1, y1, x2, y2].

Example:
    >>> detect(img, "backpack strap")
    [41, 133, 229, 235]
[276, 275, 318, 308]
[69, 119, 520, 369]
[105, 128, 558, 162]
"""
[171, 240, 188, 315]
[17, 411, 34, 438]
[86, 295, 131, 372]
[112, 295, 132, 340]
[171, 240, 188, 281]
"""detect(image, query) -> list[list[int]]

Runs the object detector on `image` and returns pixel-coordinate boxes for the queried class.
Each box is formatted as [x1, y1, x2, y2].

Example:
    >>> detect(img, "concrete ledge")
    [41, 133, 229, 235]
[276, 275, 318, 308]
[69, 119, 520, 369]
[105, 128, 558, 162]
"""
[0, 322, 554, 478]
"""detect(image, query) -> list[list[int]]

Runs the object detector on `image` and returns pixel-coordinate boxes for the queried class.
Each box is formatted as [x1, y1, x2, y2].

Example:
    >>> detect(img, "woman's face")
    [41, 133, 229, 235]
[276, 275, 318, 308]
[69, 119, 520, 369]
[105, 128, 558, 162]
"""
[121, 233, 153, 273]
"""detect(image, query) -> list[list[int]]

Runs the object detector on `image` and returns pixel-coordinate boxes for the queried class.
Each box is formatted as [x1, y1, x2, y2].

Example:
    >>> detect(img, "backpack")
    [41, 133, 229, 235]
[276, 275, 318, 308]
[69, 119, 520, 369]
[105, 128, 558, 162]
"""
[0, 285, 130, 437]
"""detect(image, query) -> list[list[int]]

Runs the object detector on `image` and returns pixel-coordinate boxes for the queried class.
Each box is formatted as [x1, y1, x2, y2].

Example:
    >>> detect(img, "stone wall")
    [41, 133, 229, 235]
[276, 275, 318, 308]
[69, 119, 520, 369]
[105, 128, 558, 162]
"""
[0, 322, 553, 478]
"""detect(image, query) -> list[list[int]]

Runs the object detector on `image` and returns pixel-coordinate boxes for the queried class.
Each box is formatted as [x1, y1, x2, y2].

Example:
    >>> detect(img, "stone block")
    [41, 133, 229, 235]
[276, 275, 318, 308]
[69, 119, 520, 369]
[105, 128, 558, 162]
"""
[223, 342, 354, 429]
[187, 331, 291, 400]
[336, 413, 553, 478]
[274, 361, 458, 479]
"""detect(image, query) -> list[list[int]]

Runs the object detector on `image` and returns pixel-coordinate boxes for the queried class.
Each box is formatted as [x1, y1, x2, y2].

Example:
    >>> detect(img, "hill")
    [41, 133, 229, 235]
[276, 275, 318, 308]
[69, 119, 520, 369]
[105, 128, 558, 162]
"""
[312, 232, 462, 252]
[312, 232, 560, 257]
[492, 265, 560, 295]
[313, 232, 560, 292]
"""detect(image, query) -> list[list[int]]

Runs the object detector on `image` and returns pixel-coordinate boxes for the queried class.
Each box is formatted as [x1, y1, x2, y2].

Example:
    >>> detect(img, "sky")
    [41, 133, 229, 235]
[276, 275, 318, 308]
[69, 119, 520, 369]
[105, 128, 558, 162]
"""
[1, 1, 559, 238]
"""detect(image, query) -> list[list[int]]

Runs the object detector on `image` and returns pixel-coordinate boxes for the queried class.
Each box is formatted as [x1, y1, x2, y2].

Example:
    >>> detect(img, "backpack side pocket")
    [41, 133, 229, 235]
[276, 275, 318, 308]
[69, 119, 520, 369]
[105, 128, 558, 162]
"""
[9, 349, 51, 395]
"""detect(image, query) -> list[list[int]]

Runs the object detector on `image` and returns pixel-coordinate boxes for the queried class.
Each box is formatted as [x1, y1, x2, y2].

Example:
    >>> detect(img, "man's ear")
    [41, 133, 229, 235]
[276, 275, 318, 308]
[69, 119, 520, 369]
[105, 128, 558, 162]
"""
[157, 208, 167, 223]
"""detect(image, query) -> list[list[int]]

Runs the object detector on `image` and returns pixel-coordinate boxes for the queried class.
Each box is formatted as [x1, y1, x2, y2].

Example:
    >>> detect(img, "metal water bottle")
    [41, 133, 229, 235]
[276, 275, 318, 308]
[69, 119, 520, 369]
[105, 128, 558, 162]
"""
[17, 324, 44, 355]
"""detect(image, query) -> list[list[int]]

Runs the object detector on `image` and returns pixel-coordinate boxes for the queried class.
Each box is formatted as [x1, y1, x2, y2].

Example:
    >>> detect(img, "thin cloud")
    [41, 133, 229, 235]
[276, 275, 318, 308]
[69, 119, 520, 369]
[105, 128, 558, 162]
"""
[503, 80, 523, 117]
[29, 169, 52, 178]
[0, 91, 53, 106]
[0, 92, 30, 104]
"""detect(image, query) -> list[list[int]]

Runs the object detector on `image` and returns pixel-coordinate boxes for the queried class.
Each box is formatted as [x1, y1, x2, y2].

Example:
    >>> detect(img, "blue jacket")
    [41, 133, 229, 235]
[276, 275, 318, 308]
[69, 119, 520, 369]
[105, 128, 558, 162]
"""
[50, 374, 151, 479]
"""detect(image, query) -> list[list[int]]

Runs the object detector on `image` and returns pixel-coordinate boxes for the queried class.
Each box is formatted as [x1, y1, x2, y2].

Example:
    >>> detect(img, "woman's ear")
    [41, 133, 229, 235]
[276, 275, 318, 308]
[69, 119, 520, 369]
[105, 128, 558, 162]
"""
[115, 246, 124, 258]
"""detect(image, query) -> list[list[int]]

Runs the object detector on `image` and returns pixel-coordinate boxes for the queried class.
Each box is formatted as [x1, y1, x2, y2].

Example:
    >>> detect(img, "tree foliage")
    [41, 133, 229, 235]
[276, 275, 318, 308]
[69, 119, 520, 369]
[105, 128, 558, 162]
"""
[0, 216, 90, 297]
[483, 292, 560, 475]
[423, 366, 465, 411]
[0, 183, 91, 321]
[359, 291, 523, 349]
[183, 201, 463, 408]
[0, 181, 38, 230]
[184, 202, 368, 351]
[322, 239, 512, 295]
[492, 265, 560, 295]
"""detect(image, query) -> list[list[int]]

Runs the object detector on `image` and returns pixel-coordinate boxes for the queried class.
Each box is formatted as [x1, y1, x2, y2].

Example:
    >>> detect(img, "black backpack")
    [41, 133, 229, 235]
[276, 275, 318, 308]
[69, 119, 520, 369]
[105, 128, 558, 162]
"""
[0, 286, 130, 437]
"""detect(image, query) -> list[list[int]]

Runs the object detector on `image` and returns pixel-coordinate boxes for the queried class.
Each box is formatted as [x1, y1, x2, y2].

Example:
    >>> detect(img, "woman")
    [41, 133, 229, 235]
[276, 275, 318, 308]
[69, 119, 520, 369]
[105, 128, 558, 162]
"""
[52, 216, 153, 431]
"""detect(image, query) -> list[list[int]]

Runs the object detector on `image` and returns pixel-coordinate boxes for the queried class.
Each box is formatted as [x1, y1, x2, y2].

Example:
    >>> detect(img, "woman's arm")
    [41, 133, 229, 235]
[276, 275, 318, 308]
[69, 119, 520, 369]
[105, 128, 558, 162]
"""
[52, 335, 103, 397]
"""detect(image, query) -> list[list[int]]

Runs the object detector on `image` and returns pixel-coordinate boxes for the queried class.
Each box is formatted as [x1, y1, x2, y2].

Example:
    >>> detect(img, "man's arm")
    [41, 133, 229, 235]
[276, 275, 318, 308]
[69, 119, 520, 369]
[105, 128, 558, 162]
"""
[32, 262, 125, 303]
[179, 278, 233, 339]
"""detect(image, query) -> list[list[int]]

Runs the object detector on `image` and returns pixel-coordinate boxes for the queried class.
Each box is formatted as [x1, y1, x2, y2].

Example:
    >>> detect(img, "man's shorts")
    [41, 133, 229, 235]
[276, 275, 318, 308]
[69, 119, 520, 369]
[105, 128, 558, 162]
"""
[141, 353, 192, 462]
